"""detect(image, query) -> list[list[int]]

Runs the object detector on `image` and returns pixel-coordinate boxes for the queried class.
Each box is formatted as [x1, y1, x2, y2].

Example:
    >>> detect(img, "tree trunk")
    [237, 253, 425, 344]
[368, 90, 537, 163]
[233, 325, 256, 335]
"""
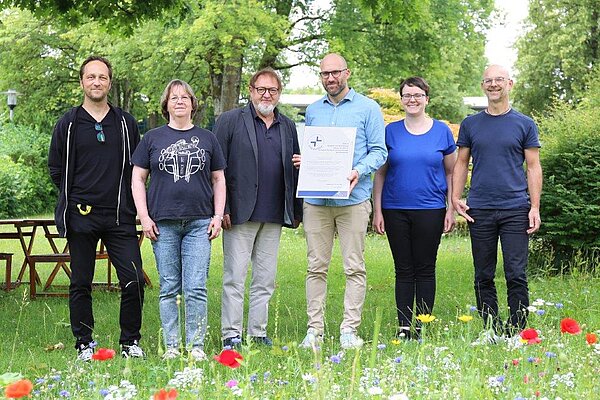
[210, 52, 243, 118]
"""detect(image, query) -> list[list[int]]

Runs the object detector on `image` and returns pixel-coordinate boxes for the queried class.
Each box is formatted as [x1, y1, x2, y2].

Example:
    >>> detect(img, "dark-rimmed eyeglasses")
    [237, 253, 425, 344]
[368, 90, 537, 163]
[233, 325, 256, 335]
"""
[94, 122, 105, 143]
[401, 93, 427, 100]
[319, 69, 347, 79]
[253, 87, 279, 96]
[482, 77, 507, 86]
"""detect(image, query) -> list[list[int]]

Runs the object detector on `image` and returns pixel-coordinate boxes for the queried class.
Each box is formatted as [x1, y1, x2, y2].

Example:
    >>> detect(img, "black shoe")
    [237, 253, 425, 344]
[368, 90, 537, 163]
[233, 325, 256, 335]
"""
[250, 336, 273, 346]
[223, 335, 242, 349]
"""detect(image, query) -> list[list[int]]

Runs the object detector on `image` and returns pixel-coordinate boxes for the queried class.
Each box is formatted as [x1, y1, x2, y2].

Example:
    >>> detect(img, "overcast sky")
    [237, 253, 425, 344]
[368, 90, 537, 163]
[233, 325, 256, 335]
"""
[288, 0, 529, 89]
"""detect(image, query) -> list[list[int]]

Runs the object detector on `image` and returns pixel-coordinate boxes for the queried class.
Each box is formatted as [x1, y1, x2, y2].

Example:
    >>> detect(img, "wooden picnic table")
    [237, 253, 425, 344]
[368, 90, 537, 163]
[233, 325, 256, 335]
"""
[0, 218, 151, 299]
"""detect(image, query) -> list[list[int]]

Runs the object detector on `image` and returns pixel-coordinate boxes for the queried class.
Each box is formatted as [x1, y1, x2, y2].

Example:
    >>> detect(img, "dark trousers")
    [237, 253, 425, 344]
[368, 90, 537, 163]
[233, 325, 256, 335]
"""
[383, 208, 445, 330]
[467, 208, 530, 333]
[66, 207, 144, 347]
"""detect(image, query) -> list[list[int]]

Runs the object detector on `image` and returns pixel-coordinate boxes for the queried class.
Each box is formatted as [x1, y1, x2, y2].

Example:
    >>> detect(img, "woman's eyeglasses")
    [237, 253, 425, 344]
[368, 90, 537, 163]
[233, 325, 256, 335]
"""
[95, 123, 105, 143]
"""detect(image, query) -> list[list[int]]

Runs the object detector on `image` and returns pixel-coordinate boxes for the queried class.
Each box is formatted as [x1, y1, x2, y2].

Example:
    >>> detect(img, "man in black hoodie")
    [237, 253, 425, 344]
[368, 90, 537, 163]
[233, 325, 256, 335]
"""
[48, 56, 145, 361]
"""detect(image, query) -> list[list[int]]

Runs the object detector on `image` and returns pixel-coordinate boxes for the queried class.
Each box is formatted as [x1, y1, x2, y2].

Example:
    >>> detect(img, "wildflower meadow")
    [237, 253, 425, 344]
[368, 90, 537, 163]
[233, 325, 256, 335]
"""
[1, 229, 599, 399]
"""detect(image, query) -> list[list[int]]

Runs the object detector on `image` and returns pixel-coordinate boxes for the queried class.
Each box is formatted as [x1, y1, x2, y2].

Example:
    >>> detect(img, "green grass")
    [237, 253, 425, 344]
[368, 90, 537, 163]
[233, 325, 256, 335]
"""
[1, 227, 599, 399]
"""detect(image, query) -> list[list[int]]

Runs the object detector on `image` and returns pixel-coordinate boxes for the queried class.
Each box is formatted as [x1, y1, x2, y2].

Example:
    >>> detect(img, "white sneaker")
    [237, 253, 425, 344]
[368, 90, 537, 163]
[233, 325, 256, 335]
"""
[189, 347, 207, 362]
[299, 328, 323, 349]
[121, 340, 145, 358]
[77, 341, 97, 362]
[162, 347, 181, 360]
[471, 330, 505, 346]
[506, 334, 525, 349]
[340, 328, 364, 349]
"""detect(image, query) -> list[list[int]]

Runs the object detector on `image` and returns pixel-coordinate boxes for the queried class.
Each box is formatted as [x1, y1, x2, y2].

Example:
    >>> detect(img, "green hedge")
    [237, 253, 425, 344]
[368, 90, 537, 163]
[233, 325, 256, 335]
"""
[533, 104, 600, 271]
[0, 124, 56, 218]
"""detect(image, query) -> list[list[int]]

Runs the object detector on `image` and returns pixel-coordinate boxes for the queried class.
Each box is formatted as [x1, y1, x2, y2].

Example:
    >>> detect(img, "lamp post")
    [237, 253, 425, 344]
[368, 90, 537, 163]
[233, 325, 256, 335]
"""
[2, 89, 19, 122]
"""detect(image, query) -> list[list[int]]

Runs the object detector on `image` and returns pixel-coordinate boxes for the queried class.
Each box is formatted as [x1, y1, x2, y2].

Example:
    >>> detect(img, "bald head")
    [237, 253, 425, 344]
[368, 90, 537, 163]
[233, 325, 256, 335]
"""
[320, 53, 348, 70]
[483, 64, 511, 80]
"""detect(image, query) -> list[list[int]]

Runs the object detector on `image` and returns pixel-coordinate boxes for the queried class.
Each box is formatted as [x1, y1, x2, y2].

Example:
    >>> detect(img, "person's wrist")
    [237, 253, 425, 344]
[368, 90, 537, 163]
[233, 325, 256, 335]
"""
[213, 214, 223, 221]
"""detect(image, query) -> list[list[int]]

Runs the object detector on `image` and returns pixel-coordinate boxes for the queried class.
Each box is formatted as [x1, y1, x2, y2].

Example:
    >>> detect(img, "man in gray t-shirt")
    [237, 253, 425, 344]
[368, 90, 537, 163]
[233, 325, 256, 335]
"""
[452, 64, 543, 345]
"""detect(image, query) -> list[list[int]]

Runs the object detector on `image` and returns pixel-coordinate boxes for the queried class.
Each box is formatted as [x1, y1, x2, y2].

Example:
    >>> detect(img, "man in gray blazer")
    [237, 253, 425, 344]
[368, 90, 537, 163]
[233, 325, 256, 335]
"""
[214, 68, 302, 348]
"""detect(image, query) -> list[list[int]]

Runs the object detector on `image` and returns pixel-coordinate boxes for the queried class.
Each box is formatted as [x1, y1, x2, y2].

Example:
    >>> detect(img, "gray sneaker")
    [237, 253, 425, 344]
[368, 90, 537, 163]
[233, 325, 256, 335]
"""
[121, 340, 145, 358]
[299, 328, 323, 349]
[76, 341, 97, 362]
[471, 330, 505, 346]
[340, 328, 364, 349]
[189, 347, 207, 362]
[162, 347, 181, 360]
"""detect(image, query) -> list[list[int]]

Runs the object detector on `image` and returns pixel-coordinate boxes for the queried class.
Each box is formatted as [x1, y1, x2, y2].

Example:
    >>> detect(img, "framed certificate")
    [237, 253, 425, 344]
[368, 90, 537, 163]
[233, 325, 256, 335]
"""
[296, 126, 357, 199]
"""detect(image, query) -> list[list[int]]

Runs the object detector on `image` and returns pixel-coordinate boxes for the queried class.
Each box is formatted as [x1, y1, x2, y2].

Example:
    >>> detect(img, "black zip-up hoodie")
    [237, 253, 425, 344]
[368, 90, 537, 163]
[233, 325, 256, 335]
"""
[48, 105, 140, 237]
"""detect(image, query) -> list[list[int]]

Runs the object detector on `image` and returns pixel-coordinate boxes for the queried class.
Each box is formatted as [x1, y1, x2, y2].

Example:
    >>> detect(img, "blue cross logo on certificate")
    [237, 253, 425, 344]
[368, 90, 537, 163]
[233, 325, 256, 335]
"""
[309, 135, 323, 149]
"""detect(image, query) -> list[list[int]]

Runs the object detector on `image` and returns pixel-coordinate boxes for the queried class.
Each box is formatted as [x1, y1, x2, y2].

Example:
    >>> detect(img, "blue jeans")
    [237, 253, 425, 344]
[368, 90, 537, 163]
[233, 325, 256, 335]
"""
[467, 208, 530, 333]
[152, 218, 211, 349]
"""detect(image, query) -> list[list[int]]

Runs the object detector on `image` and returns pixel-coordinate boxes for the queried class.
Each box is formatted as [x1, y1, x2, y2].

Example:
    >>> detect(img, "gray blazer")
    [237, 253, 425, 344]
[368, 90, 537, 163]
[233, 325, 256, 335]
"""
[214, 104, 302, 228]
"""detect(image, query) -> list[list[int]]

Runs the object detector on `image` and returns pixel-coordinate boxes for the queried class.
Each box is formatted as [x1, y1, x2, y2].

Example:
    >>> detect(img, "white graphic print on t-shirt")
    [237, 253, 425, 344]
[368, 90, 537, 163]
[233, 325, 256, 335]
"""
[158, 136, 206, 183]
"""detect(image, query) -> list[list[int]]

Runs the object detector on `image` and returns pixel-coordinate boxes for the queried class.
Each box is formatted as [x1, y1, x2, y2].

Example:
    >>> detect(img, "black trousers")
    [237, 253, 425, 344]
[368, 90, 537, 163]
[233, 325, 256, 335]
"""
[383, 208, 445, 329]
[467, 208, 530, 333]
[66, 206, 144, 347]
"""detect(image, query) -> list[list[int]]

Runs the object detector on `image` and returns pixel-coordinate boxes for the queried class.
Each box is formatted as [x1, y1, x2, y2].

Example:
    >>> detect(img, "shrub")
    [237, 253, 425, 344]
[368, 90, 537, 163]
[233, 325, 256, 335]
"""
[0, 124, 56, 218]
[532, 104, 600, 271]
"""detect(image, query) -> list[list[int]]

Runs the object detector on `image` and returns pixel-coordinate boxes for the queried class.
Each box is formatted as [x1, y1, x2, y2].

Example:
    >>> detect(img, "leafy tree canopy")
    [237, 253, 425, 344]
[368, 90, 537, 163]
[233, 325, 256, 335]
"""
[514, 0, 600, 116]
[0, 0, 184, 33]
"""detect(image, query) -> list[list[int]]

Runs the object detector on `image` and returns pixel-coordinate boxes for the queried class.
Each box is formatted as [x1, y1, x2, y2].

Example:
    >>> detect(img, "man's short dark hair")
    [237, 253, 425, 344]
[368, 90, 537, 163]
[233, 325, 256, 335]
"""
[399, 76, 430, 97]
[79, 56, 113, 81]
[249, 68, 283, 90]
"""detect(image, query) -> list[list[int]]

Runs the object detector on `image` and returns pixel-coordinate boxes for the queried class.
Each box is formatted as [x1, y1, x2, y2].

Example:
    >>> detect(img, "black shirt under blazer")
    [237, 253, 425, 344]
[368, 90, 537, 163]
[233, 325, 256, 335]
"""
[214, 104, 302, 228]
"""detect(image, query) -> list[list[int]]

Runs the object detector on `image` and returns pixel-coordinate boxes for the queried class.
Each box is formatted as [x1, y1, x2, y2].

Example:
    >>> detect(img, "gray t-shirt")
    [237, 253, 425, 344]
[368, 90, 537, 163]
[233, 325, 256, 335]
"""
[132, 125, 226, 221]
[457, 109, 540, 209]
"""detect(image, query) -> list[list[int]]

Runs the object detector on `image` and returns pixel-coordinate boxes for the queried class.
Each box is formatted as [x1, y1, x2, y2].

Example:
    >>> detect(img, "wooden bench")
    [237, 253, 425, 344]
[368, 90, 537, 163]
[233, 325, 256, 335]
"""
[0, 252, 13, 291]
[28, 248, 113, 299]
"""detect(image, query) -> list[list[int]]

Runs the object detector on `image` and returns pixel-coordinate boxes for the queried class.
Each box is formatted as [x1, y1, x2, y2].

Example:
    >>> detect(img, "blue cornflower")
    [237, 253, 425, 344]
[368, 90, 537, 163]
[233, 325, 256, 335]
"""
[282, 345, 289, 351]
[545, 351, 557, 358]
[394, 356, 402, 363]
[88, 381, 95, 387]
[99, 389, 109, 397]
[52, 375, 61, 381]
[330, 354, 341, 364]
[469, 305, 477, 312]
[264, 371, 271, 380]
[496, 376, 505, 383]
[35, 378, 46, 384]
[59, 390, 70, 397]
[536, 309, 545, 316]
[250, 374, 258, 383]
[555, 303, 564, 309]
[377, 343, 386, 350]
[527, 356, 536, 363]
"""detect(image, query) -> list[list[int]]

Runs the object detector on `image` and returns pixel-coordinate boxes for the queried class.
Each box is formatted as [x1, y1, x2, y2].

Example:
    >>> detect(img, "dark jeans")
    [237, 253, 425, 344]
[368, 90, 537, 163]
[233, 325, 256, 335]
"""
[66, 206, 145, 347]
[468, 208, 530, 333]
[383, 208, 445, 330]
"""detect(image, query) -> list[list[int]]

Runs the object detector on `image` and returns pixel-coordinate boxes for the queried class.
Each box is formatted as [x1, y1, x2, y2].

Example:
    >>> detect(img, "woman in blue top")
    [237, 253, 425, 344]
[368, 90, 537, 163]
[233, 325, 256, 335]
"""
[131, 80, 226, 361]
[373, 76, 457, 339]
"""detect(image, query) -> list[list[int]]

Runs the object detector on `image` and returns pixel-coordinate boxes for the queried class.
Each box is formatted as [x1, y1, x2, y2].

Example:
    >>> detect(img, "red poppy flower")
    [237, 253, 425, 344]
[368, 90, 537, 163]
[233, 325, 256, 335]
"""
[153, 388, 178, 400]
[560, 318, 581, 335]
[520, 328, 542, 344]
[5, 379, 33, 399]
[586, 332, 598, 345]
[214, 349, 243, 368]
[92, 348, 116, 361]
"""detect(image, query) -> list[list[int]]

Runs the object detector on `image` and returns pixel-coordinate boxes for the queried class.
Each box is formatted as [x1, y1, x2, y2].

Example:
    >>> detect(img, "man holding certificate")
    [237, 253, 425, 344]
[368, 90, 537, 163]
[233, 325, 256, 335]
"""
[293, 53, 387, 350]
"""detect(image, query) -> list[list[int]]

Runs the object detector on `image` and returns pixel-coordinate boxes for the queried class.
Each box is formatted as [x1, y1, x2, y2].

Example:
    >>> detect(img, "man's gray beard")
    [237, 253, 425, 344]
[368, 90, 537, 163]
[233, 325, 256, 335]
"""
[256, 103, 276, 116]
